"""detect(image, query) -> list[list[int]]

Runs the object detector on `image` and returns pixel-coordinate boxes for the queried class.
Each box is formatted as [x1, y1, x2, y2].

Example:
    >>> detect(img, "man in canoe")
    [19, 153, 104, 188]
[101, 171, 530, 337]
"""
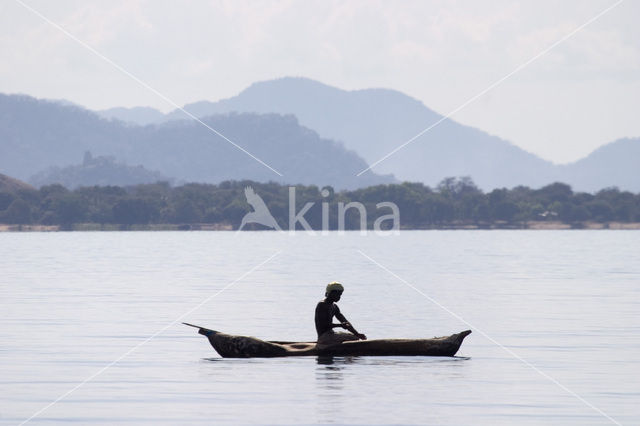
[315, 282, 367, 349]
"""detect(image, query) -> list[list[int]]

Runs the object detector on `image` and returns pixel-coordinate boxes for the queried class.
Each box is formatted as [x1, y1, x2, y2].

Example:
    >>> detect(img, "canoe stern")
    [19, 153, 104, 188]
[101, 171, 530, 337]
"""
[204, 329, 290, 358]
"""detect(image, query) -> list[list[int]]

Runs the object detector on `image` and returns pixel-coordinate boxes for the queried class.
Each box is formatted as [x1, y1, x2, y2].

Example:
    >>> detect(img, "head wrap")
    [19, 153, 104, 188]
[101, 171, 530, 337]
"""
[325, 281, 344, 296]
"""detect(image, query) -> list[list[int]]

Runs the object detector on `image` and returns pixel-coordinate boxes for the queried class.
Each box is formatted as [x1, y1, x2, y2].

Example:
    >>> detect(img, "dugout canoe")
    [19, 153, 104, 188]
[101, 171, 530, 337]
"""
[183, 323, 471, 358]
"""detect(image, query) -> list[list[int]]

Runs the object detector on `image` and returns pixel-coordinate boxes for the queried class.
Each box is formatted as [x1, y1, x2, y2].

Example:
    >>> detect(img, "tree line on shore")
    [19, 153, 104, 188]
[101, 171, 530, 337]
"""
[1, 177, 639, 229]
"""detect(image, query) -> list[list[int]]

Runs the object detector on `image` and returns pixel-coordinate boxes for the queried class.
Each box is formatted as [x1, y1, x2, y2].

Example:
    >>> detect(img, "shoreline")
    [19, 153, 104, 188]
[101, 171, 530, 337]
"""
[1, 221, 640, 232]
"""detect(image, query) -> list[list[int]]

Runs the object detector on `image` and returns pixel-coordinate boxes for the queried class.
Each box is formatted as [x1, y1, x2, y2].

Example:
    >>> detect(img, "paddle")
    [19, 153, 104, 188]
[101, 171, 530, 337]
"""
[182, 322, 204, 329]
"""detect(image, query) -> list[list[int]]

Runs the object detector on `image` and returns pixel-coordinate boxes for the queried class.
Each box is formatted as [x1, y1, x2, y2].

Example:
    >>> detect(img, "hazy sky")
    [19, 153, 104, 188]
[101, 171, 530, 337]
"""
[1, 0, 638, 164]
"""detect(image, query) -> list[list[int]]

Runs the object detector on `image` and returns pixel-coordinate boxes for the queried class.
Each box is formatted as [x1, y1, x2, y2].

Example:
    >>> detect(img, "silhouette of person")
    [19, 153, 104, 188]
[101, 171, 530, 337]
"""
[315, 282, 366, 349]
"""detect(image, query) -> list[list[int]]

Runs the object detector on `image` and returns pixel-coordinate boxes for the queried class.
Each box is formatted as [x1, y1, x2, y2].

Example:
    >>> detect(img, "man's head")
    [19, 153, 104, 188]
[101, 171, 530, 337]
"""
[325, 281, 344, 301]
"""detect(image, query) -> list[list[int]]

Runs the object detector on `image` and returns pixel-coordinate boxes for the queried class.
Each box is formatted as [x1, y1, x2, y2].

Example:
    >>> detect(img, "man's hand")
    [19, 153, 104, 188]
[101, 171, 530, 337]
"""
[341, 322, 366, 340]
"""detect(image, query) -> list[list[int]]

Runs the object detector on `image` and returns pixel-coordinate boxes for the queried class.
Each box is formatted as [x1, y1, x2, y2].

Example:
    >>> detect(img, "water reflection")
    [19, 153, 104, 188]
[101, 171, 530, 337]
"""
[317, 355, 470, 366]
[316, 355, 359, 366]
[315, 356, 355, 423]
[313, 355, 471, 423]
[315, 356, 356, 391]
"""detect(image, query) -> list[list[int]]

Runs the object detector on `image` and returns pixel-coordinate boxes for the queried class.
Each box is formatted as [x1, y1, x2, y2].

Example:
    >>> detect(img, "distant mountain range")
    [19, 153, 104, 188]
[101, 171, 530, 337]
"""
[0, 93, 393, 189]
[2, 77, 638, 192]
[557, 138, 640, 193]
[98, 77, 640, 192]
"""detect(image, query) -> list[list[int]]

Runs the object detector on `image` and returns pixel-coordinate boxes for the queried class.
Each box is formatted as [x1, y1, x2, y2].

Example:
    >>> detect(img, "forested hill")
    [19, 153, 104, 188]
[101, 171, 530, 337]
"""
[1, 176, 638, 229]
[29, 152, 170, 189]
[162, 77, 558, 190]
[0, 93, 393, 190]
[0, 172, 35, 193]
[101, 77, 640, 192]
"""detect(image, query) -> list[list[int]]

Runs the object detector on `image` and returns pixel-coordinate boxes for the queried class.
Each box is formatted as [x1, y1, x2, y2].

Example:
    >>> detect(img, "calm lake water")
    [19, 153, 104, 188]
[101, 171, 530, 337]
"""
[1, 231, 639, 425]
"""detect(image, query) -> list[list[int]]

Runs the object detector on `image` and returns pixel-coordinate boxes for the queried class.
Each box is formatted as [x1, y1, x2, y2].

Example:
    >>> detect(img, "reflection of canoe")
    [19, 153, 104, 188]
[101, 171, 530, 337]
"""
[183, 323, 471, 358]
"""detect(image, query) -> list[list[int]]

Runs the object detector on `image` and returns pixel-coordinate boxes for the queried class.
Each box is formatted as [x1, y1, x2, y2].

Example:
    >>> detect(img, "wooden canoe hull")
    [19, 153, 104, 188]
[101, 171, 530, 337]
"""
[184, 324, 471, 358]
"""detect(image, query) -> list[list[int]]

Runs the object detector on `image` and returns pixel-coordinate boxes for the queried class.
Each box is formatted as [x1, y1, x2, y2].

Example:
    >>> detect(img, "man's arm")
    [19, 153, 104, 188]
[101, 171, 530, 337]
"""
[335, 311, 367, 340]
